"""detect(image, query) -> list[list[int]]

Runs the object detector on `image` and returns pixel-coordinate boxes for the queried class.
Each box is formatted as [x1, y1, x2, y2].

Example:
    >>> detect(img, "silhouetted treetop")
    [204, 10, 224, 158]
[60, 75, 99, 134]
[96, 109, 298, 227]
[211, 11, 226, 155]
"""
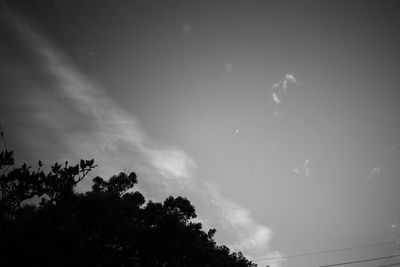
[0, 142, 257, 267]
[92, 171, 137, 196]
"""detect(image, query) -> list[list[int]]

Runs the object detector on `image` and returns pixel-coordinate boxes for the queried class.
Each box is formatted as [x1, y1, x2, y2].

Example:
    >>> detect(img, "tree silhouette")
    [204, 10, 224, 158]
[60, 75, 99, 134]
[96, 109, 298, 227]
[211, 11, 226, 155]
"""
[0, 133, 256, 266]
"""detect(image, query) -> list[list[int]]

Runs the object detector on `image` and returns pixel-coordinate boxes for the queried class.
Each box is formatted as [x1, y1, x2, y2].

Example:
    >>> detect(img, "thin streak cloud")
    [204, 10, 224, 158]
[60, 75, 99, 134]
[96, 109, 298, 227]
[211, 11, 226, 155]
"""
[1, 7, 281, 265]
[1, 6, 196, 185]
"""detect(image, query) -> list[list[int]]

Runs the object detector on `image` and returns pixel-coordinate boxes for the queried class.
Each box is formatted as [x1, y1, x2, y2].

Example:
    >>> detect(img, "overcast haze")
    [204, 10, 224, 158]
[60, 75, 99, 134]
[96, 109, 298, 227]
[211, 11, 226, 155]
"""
[1, 1, 400, 266]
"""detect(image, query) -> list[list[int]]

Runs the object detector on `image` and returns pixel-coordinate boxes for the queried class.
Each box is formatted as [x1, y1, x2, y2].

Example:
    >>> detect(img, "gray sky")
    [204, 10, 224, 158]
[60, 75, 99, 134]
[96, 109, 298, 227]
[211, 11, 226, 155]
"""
[1, 1, 400, 266]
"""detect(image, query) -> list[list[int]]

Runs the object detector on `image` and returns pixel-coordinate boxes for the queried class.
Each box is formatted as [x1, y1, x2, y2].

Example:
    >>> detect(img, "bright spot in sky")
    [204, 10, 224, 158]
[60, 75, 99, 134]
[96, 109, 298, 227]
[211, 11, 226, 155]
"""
[225, 62, 233, 73]
[235, 129, 239, 134]
[182, 22, 191, 36]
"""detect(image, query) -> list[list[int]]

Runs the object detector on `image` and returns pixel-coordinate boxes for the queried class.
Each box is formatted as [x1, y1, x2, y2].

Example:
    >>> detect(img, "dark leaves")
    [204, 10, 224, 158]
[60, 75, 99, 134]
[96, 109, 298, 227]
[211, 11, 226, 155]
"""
[1, 152, 97, 219]
[92, 172, 137, 196]
[0, 147, 256, 267]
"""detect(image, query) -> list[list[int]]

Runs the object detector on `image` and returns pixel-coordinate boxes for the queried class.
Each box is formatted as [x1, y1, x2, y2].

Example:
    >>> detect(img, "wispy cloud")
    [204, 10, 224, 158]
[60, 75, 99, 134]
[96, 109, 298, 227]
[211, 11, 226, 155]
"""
[270, 73, 298, 117]
[200, 182, 282, 264]
[293, 158, 312, 177]
[390, 220, 399, 229]
[271, 73, 298, 104]
[0, 5, 196, 186]
[285, 73, 297, 84]
[272, 92, 282, 104]
[366, 166, 381, 179]
[1, 6, 281, 266]
[144, 148, 196, 181]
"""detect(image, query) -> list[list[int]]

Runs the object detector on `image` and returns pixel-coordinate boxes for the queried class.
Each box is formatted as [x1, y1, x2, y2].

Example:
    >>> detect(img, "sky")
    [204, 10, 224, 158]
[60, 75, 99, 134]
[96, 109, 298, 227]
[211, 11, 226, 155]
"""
[1, 1, 400, 266]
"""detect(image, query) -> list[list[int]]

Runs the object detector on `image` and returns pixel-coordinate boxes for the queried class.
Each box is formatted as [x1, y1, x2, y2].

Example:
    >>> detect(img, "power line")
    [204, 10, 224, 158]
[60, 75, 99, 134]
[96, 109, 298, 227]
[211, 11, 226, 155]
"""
[381, 263, 400, 267]
[319, 255, 399, 267]
[379, 250, 400, 267]
[258, 240, 396, 260]
[380, 256, 394, 267]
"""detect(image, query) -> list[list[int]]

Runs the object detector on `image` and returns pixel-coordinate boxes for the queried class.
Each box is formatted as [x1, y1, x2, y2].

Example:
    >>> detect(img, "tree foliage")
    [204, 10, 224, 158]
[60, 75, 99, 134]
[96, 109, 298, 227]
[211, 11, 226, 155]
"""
[0, 143, 256, 266]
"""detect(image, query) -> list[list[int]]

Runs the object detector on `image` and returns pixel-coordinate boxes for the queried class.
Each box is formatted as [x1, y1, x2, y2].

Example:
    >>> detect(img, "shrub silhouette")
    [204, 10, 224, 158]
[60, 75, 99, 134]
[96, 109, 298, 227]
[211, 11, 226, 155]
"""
[0, 139, 256, 266]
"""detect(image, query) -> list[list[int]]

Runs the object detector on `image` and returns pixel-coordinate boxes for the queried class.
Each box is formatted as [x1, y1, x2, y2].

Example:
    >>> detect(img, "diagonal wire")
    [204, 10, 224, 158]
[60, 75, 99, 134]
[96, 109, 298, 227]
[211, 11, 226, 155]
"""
[381, 263, 400, 267]
[259, 240, 396, 261]
[379, 248, 400, 267]
[319, 255, 399, 267]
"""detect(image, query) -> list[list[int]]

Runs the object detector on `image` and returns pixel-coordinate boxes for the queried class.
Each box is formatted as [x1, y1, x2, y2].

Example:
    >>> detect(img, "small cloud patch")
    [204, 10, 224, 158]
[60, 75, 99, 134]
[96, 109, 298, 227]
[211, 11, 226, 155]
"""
[293, 158, 312, 177]
[366, 166, 381, 179]
[270, 73, 298, 117]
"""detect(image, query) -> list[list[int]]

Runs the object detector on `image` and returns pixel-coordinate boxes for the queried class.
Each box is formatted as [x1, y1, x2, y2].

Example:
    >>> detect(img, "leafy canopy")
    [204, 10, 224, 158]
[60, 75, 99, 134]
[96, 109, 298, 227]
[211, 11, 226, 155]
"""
[0, 135, 256, 267]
